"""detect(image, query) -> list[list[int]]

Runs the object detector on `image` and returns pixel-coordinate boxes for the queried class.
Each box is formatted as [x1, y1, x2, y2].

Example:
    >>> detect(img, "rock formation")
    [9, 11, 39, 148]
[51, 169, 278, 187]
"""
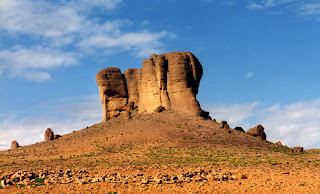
[293, 147, 304, 153]
[10, 141, 19, 149]
[275, 141, 282, 147]
[96, 68, 129, 120]
[246, 124, 266, 140]
[45, 128, 54, 141]
[220, 121, 229, 130]
[96, 51, 210, 121]
[234, 127, 245, 133]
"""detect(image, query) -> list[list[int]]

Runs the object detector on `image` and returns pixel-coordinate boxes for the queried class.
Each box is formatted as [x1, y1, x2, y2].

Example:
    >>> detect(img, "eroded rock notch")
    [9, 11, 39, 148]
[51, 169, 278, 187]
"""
[96, 51, 209, 121]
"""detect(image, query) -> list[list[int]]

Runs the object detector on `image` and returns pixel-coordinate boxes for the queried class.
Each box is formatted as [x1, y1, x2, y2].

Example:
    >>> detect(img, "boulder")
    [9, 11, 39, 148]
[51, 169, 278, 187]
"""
[97, 51, 208, 121]
[246, 124, 266, 140]
[10, 141, 19, 149]
[234, 127, 245, 133]
[220, 121, 229, 129]
[44, 128, 54, 141]
[154, 106, 165, 113]
[292, 147, 304, 153]
[54, 134, 61, 139]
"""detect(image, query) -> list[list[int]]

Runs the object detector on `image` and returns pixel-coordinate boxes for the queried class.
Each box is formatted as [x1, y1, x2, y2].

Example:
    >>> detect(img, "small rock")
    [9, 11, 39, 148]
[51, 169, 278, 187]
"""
[240, 174, 248, 179]
[153, 106, 165, 113]
[154, 177, 162, 184]
[1, 180, 5, 187]
[91, 178, 100, 183]
[141, 179, 149, 184]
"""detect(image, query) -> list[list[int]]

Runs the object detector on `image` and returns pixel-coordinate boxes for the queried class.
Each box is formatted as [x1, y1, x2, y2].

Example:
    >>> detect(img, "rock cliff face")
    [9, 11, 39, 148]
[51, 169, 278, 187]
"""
[96, 51, 209, 121]
[96, 68, 128, 120]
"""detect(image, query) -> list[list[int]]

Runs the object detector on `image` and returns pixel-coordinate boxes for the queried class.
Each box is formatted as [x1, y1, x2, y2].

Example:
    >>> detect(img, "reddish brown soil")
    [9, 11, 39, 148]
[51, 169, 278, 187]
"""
[1, 110, 319, 193]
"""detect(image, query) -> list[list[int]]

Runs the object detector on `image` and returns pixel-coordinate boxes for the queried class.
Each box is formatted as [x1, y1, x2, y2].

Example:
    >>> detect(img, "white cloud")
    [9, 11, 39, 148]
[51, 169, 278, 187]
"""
[79, 31, 170, 57]
[0, 0, 122, 38]
[299, 3, 320, 16]
[0, 0, 172, 81]
[0, 0, 84, 38]
[0, 46, 78, 81]
[245, 0, 320, 19]
[205, 101, 261, 128]
[206, 99, 320, 148]
[247, 72, 255, 78]
[0, 95, 102, 150]
[247, 3, 264, 9]
[247, 0, 298, 9]
[80, 0, 122, 10]
[261, 99, 320, 148]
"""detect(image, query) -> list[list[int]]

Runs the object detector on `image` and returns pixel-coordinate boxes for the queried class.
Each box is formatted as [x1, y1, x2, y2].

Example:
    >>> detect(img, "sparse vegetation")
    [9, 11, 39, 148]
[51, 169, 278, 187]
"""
[0, 111, 319, 193]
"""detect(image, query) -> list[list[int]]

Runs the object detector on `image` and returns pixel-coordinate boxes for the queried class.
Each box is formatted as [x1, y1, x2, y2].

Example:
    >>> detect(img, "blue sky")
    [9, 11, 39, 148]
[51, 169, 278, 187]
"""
[1, 0, 320, 149]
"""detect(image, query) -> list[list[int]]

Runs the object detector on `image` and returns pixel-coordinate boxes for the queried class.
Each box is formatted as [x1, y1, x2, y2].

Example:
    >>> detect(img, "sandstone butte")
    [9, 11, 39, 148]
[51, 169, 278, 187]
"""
[2, 51, 313, 194]
[96, 51, 210, 121]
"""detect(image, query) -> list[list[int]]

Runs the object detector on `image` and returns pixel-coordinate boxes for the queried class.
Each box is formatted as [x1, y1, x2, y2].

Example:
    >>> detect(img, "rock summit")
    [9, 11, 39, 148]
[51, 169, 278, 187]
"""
[96, 51, 209, 121]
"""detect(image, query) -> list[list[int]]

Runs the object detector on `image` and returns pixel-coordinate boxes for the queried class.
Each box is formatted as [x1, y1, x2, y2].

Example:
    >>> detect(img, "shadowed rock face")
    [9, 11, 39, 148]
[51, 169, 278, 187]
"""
[96, 51, 207, 121]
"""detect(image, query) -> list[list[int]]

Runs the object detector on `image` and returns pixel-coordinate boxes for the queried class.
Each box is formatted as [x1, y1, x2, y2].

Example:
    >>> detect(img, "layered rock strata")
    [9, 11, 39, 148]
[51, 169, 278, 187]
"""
[96, 51, 209, 121]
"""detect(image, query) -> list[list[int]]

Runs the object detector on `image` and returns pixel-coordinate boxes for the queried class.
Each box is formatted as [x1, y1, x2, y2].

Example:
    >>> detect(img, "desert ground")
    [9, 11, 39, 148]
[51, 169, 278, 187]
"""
[1, 110, 320, 193]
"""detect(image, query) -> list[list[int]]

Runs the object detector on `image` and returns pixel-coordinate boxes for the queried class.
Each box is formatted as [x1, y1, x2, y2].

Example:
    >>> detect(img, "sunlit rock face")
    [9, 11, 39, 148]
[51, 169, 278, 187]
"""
[96, 51, 208, 121]
[96, 68, 128, 121]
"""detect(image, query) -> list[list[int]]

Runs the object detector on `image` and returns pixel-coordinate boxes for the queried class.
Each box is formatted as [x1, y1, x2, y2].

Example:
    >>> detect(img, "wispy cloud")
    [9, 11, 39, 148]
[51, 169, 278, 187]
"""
[0, 0, 172, 81]
[205, 101, 261, 129]
[0, 46, 78, 81]
[210, 0, 320, 19]
[247, 72, 255, 78]
[0, 0, 84, 38]
[206, 99, 320, 148]
[79, 31, 170, 57]
[299, 3, 320, 16]
[247, 0, 298, 9]
[0, 95, 102, 150]
[261, 99, 320, 148]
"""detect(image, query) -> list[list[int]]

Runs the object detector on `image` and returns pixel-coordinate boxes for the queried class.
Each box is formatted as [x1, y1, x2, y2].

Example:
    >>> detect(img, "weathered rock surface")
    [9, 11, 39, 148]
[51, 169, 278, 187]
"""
[96, 68, 129, 120]
[246, 124, 267, 140]
[96, 51, 209, 121]
[44, 128, 54, 141]
[10, 141, 19, 150]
